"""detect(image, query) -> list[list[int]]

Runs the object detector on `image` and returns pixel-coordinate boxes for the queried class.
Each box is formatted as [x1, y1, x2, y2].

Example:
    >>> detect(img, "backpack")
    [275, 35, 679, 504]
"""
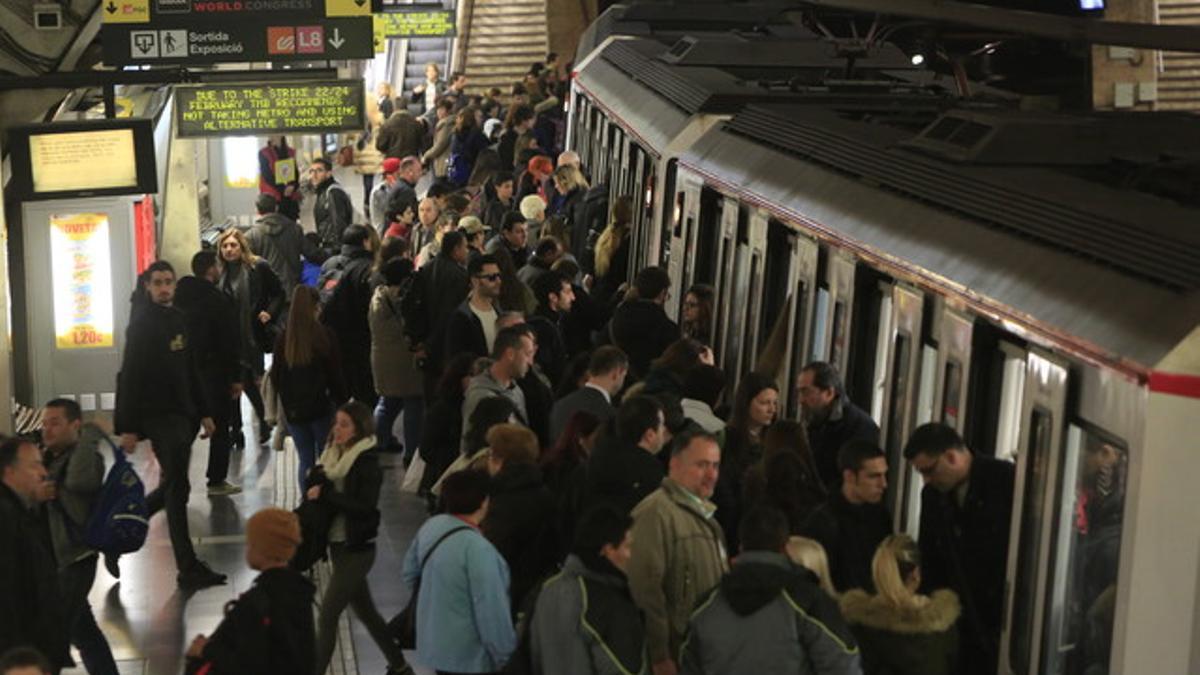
[448, 150, 472, 186]
[83, 439, 149, 555]
[398, 267, 430, 342]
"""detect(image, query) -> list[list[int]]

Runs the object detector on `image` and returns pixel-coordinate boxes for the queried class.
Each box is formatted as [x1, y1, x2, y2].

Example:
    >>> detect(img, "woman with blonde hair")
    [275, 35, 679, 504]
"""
[215, 227, 284, 451]
[785, 536, 837, 597]
[839, 535, 960, 675]
[550, 165, 591, 260]
[592, 195, 633, 305]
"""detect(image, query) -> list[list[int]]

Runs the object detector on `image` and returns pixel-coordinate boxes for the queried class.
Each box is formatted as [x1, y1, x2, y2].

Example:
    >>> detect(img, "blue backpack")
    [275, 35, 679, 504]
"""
[83, 439, 149, 555]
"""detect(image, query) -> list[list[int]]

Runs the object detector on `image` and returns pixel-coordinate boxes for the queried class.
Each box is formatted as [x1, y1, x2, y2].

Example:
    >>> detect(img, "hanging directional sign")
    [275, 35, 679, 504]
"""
[374, 8, 455, 38]
[174, 80, 365, 137]
[102, 16, 373, 65]
[101, 0, 150, 23]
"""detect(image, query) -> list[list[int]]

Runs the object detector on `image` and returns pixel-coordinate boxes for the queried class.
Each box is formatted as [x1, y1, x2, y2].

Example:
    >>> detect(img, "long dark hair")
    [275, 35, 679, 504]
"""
[725, 372, 779, 475]
[333, 400, 376, 449]
[437, 353, 477, 403]
[282, 285, 329, 367]
[541, 411, 600, 470]
[764, 451, 826, 530]
[650, 338, 709, 379]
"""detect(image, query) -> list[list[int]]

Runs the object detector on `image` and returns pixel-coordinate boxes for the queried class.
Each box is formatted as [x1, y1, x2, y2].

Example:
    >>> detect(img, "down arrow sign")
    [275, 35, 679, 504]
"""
[328, 28, 345, 49]
[354, 0, 366, 6]
[105, 1, 117, 13]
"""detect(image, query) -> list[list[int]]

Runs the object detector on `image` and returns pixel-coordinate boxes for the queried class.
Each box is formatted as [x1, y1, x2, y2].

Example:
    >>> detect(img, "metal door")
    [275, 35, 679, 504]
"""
[1001, 350, 1070, 675]
[815, 251, 856, 377]
[783, 234, 820, 418]
[713, 197, 738, 366]
[739, 211, 769, 376]
[876, 284, 925, 530]
[666, 175, 701, 320]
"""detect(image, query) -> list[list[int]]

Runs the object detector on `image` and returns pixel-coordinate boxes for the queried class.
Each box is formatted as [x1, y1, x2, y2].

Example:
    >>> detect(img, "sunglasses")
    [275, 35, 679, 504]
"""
[475, 273, 502, 282]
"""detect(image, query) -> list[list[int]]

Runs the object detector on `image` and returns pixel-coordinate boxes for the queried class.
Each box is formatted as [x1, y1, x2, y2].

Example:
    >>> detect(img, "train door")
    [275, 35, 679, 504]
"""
[868, 284, 925, 530]
[753, 219, 801, 381]
[810, 250, 856, 377]
[713, 197, 739, 365]
[734, 211, 768, 379]
[666, 175, 701, 319]
[771, 228, 819, 418]
[1000, 350, 1070, 675]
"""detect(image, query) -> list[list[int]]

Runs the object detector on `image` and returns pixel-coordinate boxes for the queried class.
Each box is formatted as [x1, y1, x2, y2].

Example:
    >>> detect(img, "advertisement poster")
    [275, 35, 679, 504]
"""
[50, 214, 115, 349]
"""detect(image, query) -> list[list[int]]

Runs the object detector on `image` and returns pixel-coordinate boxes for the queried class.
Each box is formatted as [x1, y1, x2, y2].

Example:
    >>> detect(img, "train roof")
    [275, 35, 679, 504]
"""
[677, 107, 1200, 373]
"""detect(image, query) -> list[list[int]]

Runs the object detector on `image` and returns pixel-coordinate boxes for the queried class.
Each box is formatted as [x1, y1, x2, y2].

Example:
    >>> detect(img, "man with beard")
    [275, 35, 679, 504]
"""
[797, 361, 880, 493]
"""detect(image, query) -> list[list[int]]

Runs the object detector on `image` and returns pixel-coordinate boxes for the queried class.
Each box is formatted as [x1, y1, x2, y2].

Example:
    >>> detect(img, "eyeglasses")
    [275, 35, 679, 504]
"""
[475, 273, 502, 282]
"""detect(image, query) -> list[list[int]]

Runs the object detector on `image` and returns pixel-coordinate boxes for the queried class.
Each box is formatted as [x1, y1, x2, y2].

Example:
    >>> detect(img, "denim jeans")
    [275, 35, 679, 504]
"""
[287, 415, 332, 489]
[374, 395, 424, 462]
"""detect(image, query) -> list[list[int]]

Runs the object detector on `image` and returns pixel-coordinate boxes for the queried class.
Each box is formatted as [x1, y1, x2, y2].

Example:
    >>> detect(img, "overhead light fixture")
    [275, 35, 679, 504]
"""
[911, 53, 926, 66]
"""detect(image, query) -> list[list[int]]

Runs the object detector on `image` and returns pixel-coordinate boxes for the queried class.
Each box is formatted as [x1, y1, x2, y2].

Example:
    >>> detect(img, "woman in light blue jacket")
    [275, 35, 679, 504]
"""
[403, 469, 517, 674]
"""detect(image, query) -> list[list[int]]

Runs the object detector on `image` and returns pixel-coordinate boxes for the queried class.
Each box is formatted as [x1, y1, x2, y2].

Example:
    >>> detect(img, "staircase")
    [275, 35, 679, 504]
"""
[459, 0, 549, 95]
[1158, 0, 1200, 112]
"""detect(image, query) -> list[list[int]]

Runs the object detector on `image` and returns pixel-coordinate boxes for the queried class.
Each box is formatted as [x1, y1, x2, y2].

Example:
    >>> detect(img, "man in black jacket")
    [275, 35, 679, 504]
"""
[310, 158, 354, 251]
[175, 250, 243, 495]
[799, 440, 893, 593]
[905, 422, 1014, 675]
[798, 361, 881, 492]
[606, 266, 678, 380]
[116, 260, 225, 589]
[586, 395, 669, 514]
[549, 345, 627, 443]
[528, 270, 574, 386]
[418, 230, 470, 394]
[318, 225, 377, 405]
[0, 438, 68, 671]
[443, 254, 502, 363]
[485, 212, 531, 269]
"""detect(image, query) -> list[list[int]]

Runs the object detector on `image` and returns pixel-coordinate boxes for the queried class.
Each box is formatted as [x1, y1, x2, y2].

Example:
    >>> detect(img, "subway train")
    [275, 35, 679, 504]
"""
[565, 6, 1200, 675]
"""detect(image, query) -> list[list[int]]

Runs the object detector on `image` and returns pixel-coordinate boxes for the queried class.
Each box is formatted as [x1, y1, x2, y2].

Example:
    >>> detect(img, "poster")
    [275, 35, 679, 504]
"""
[50, 214, 115, 350]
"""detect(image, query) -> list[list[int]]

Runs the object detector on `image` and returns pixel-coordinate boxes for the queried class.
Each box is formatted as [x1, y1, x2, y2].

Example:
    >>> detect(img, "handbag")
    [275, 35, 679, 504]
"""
[388, 525, 470, 648]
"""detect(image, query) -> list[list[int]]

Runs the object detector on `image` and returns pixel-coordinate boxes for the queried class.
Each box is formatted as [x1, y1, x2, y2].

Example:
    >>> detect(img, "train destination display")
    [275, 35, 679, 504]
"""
[175, 80, 364, 136]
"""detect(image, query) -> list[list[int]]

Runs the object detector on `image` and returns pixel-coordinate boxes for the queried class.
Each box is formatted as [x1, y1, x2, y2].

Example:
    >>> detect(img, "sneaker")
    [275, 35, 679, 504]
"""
[104, 553, 121, 579]
[178, 560, 227, 590]
[206, 481, 242, 496]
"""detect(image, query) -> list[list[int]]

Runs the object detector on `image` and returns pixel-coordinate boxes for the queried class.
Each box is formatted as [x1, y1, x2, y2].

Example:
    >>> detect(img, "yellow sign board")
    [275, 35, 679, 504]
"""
[30, 129, 139, 194]
[327, 0, 372, 16]
[50, 214, 115, 350]
[374, 10, 456, 39]
[101, 0, 150, 23]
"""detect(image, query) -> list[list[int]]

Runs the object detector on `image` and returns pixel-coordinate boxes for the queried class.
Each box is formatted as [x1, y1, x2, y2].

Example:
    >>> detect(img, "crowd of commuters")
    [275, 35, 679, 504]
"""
[0, 53, 1020, 675]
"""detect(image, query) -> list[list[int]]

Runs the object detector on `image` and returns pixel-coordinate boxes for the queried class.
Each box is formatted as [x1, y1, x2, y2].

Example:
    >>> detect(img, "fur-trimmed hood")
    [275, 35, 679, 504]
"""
[839, 588, 961, 634]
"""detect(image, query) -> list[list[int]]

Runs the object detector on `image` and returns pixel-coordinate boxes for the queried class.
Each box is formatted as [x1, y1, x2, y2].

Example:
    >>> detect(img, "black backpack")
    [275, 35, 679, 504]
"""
[397, 267, 430, 343]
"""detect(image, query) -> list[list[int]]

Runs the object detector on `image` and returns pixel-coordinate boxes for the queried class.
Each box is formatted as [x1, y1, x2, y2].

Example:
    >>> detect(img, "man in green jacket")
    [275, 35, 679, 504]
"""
[627, 430, 729, 675]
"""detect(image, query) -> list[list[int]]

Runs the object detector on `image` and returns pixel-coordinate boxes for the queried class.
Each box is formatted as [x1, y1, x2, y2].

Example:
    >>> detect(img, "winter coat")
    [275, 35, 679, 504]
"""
[318, 444, 383, 551]
[518, 367, 556, 451]
[173, 275, 240, 388]
[799, 492, 893, 593]
[44, 423, 106, 569]
[527, 308, 568, 387]
[369, 284, 423, 398]
[482, 461, 559, 609]
[531, 555, 648, 675]
[188, 567, 317, 675]
[222, 258, 286, 363]
[318, 245, 375, 347]
[258, 144, 300, 208]
[115, 302, 209, 434]
[606, 299, 679, 380]
[680, 551, 861, 675]
[553, 187, 588, 262]
[448, 129, 490, 186]
[585, 423, 665, 515]
[420, 254, 470, 353]
[917, 454, 1013, 674]
[549, 384, 614, 446]
[270, 328, 348, 424]
[402, 514, 516, 673]
[808, 397, 881, 492]
[313, 178, 355, 250]
[246, 213, 324, 294]
[418, 392, 465, 494]
[839, 589, 960, 675]
[443, 299, 493, 365]
[0, 484, 68, 668]
[626, 477, 729, 663]
[353, 134, 384, 176]
[375, 111, 425, 160]
[422, 115, 455, 178]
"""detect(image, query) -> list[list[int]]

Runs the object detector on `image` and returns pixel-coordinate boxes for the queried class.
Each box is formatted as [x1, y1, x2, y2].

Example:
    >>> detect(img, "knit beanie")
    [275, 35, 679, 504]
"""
[246, 508, 301, 565]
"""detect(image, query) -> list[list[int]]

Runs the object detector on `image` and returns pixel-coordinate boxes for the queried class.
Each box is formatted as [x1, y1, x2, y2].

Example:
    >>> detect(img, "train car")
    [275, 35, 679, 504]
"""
[567, 12, 1200, 675]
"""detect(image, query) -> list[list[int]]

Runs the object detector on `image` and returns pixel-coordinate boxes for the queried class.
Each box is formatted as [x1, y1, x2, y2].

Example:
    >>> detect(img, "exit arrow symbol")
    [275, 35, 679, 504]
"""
[328, 28, 345, 49]
[354, 0, 366, 6]
[105, 1, 117, 13]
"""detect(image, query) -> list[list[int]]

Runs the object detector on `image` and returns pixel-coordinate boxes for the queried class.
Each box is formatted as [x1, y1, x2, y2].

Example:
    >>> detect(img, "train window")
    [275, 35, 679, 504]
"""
[943, 360, 964, 427]
[1042, 426, 1127, 675]
[742, 254, 762, 376]
[1011, 407, 1055, 675]
[811, 288, 830, 362]
[886, 332, 913, 456]
[659, 161, 677, 266]
[830, 300, 848, 370]
[694, 188, 722, 285]
[787, 280, 810, 419]
[760, 221, 792, 354]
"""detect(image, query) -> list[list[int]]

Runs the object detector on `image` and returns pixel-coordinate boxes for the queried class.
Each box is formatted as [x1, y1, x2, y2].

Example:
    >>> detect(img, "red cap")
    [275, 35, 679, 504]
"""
[382, 157, 401, 174]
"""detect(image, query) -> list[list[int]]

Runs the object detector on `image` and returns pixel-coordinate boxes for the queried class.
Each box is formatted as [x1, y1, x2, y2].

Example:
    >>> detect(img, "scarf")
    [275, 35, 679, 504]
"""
[318, 436, 375, 485]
